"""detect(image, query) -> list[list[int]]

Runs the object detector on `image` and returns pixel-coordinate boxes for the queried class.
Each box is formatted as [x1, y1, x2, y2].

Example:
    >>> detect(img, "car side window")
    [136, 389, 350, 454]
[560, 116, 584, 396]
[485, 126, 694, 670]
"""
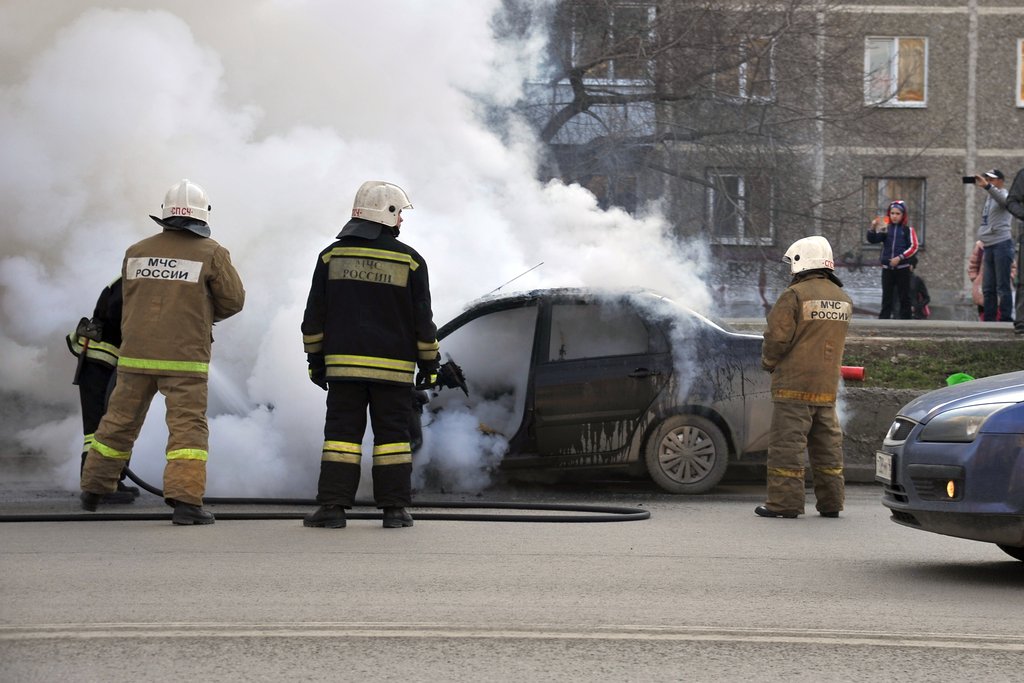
[548, 302, 649, 361]
[440, 305, 538, 400]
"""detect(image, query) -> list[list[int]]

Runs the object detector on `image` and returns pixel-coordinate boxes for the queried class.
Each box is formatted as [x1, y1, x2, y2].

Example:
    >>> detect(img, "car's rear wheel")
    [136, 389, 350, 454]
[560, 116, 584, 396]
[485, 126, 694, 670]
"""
[997, 544, 1024, 561]
[644, 414, 728, 494]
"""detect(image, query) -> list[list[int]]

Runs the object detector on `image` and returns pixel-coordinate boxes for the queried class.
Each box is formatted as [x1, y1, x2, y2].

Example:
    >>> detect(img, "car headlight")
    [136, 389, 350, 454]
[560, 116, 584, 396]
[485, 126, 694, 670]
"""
[918, 403, 1014, 443]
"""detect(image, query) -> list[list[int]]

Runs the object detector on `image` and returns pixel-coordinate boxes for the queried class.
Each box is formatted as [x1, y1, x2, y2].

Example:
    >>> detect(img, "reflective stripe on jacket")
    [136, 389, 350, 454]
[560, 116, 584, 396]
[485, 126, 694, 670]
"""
[119, 229, 245, 377]
[762, 271, 853, 405]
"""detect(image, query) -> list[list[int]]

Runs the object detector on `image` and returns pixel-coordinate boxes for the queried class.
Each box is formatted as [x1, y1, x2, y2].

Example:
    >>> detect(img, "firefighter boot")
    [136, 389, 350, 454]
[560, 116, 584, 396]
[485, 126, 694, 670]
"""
[80, 491, 102, 512]
[169, 500, 215, 526]
[303, 505, 347, 528]
[754, 505, 799, 519]
[102, 481, 141, 505]
[382, 507, 414, 528]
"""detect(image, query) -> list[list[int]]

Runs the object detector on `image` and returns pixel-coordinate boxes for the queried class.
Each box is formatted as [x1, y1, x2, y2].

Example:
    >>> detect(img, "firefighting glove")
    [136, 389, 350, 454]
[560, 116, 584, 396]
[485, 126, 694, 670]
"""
[415, 354, 441, 390]
[308, 354, 328, 390]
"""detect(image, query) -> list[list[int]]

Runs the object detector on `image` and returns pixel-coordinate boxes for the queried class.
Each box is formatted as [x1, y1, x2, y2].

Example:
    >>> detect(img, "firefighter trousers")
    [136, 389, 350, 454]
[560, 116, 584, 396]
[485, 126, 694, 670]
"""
[764, 401, 845, 515]
[316, 381, 413, 508]
[81, 370, 209, 506]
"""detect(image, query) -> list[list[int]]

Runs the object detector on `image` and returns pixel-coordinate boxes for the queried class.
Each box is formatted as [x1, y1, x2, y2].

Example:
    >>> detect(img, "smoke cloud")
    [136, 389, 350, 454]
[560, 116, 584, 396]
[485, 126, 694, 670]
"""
[0, 1, 711, 497]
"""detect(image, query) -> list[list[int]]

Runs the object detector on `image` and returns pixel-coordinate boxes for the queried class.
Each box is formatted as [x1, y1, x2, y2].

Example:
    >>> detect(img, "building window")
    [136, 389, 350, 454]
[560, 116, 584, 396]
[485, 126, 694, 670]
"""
[705, 171, 774, 246]
[1018, 39, 1024, 107]
[864, 37, 927, 107]
[580, 174, 638, 213]
[716, 37, 776, 101]
[572, 3, 656, 84]
[863, 177, 926, 247]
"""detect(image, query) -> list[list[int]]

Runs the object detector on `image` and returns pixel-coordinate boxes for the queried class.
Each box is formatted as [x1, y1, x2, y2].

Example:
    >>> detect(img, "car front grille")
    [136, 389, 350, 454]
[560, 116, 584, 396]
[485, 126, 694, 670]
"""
[907, 464, 964, 502]
[882, 481, 908, 504]
[890, 510, 920, 527]
[911, 477, 949, 501]
[886, 417, 916, 442]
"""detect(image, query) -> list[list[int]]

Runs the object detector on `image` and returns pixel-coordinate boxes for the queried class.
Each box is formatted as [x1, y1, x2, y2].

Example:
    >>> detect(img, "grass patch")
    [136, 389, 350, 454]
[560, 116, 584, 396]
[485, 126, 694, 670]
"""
[843, 340, 1024, 390]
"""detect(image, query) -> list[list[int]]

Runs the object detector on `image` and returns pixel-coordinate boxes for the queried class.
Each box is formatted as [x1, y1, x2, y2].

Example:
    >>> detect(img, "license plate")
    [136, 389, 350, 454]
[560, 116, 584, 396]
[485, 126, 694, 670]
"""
[875, 451, 893, 484]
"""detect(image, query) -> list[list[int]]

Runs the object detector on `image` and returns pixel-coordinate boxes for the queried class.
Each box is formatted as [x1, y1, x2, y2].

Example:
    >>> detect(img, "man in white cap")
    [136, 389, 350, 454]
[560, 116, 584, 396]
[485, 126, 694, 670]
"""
[973, 169, 1014, 322]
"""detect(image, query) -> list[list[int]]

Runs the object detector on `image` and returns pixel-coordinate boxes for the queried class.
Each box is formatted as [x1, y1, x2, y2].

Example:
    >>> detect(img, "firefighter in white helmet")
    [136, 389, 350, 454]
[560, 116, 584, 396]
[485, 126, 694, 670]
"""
[302, 180, 439, 529]
[756, 235, 852, 519]
[80, 179, 245, 524]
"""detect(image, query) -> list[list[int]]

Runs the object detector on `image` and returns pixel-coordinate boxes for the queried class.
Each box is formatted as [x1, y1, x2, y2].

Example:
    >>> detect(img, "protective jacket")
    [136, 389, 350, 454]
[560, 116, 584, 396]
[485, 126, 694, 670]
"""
[866, 222, 918, 268]
[119, 228, 245, 377]
[302, 218, 438, 385]
[66, 276, 123, 369]
[762, 270, 853, 405]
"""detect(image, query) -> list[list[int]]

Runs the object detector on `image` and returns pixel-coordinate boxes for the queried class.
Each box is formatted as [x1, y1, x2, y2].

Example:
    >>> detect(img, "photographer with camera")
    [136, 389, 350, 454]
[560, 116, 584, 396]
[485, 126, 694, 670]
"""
[971, 170, 1014, 323]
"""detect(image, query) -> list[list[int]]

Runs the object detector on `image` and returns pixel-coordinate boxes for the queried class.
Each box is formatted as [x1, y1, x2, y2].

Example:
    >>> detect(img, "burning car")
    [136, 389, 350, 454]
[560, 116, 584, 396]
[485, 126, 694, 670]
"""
[876, 370, 1024, 561]
[423, 288, 772, 493]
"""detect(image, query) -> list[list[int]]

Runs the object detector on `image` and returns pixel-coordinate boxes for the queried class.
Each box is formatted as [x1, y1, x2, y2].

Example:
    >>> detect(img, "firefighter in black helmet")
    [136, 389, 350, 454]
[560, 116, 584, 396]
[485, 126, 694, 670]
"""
[302, 180, 439, 529]
[66, 275, 139, 503]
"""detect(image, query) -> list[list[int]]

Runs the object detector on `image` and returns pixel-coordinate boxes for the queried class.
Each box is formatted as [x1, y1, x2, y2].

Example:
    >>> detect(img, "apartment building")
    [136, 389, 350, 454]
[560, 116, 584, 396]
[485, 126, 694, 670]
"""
[523, 0, 1024, 318]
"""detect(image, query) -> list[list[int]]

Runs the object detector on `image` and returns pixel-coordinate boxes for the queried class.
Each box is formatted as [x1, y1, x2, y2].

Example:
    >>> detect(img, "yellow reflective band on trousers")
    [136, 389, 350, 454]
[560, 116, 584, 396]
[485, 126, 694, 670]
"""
[322, 247, 420, 270]
[323, 440, 362, 464]
[167, 448, 208, 462]
[325, 354, 416, 384]
[773, 389, 837, 404]
[92, 439, 131, 460]
[814, 466, 844, 477]
[303, 332, 324, 354]
[373, 442, 412, 466]
[768, 466, 804, 480]
[119, 356, 209, 374]
[81, 434, 95, 454]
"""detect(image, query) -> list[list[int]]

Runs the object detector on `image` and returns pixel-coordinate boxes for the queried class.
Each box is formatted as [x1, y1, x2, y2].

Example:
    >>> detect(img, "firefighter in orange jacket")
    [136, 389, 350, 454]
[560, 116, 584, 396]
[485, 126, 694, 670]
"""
[301, 180, 439, 529]
[756, 236, 852, 519]
[80, 179, 245, 524]
[66, 276, 139, 503]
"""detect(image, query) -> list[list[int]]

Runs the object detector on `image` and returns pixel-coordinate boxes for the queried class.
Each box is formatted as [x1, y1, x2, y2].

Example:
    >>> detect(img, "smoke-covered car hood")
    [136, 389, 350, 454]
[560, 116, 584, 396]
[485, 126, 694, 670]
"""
[899, 370, 1024, 423]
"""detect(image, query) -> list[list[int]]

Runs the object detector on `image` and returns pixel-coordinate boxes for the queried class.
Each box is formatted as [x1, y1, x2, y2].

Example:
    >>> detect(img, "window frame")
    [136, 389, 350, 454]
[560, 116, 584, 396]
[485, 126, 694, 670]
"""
[1017, 39, 1024, 108]
[570, 2, 657, 86]
[714, 37, 777, 102]
[863, 36, 928, 108]
[705, 170, 775, 247]
[862, 176, 927, 248]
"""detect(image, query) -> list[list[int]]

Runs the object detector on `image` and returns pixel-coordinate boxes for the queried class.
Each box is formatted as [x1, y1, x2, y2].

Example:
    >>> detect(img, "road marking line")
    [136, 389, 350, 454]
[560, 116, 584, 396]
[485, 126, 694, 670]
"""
[1, 623, 1023, 651]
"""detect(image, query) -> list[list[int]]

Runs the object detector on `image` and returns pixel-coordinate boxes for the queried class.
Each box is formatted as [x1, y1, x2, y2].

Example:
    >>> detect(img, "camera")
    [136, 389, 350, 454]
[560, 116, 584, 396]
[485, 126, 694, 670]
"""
[962, 176, 976, 184]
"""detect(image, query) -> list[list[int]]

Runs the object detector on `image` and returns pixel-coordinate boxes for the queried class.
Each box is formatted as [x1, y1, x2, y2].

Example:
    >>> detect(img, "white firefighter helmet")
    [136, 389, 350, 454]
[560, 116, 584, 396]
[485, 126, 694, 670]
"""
[351, 180, 412, 228]
[783, 235, 834, 274]
[161, 179, 210, 224]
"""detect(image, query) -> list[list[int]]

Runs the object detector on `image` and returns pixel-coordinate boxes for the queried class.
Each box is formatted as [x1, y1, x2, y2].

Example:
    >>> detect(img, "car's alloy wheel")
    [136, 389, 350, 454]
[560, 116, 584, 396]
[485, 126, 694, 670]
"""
[644, 414, 728, 494]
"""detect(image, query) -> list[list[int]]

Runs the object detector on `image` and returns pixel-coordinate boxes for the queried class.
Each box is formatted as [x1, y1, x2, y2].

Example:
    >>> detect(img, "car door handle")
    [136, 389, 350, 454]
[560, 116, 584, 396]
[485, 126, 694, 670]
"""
[629, 368, 661, 378]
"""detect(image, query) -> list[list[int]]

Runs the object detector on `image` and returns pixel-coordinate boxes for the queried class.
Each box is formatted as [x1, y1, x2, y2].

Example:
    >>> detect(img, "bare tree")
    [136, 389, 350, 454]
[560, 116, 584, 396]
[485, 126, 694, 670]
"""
[497, 0, 944, 252]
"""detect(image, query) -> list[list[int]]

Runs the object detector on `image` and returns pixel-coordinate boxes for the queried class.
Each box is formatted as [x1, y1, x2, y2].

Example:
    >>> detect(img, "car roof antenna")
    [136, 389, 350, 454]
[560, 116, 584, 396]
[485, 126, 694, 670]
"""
[484, 262, 544, 296]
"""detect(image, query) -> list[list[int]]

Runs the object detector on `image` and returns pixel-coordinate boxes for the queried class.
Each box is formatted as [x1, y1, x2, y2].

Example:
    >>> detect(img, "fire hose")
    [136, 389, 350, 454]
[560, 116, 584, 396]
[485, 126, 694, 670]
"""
[0, 466, 651, 524]
[0, 357, 650, 524]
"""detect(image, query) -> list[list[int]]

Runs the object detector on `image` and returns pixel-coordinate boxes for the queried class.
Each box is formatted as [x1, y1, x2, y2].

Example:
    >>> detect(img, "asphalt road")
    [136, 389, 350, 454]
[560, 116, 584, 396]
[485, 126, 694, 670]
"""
[2, 481, 1022, 682]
